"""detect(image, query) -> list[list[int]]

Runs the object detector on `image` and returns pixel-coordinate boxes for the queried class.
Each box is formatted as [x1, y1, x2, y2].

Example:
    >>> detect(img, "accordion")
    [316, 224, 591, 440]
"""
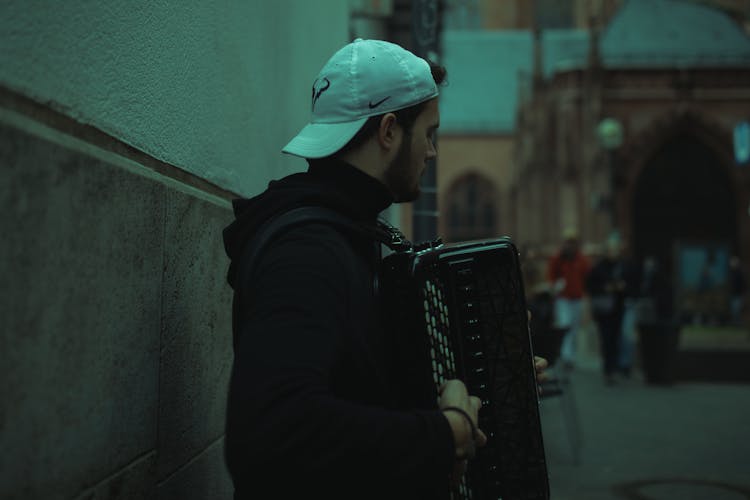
[380, 236, 550, 500]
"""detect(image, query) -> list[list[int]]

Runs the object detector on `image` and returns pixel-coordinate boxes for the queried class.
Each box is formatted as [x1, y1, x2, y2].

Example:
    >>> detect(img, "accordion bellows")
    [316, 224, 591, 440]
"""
[380, 237, 550, 500]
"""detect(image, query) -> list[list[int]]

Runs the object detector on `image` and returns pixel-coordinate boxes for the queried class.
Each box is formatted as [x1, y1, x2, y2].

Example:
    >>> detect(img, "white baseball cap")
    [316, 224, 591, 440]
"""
[282, 38, 439, 159]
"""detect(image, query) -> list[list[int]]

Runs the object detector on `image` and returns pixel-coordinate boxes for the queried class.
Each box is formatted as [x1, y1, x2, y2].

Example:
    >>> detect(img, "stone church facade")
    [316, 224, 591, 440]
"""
[512, 1, 750, 318]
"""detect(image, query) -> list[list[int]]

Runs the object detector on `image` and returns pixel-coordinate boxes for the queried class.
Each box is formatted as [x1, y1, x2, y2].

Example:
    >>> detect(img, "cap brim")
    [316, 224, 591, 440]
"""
[282, 117, 370, 159]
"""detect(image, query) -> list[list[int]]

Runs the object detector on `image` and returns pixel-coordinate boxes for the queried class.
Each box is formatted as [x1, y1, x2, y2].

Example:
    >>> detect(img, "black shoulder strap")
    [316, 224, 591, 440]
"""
[240, 206, 367, 283]
[237, 206, 414, 289]
[231, 206, 409, 350]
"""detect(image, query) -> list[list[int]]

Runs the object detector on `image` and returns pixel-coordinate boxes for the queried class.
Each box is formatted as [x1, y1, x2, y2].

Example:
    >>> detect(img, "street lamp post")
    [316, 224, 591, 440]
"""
[596, 117, 624, 231]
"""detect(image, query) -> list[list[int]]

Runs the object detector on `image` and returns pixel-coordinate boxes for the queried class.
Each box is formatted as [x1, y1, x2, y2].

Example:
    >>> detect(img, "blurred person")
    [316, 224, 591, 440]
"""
[729, 255, 746, 326]
[222, 39, 547, 499]
[696, 252, 717, 325]
[636, 256, 673, 327]
[522, 243, 553, 305]
[618, 243, 642, 378]
[547, 227, 591, 370]
[523, 244, 558, 364]
[636, 255, 678, 384]
[586, 234, 626, 385]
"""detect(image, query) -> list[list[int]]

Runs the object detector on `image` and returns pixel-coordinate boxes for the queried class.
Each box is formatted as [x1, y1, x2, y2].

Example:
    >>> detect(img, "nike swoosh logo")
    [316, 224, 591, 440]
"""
[368, 96, 391, 109]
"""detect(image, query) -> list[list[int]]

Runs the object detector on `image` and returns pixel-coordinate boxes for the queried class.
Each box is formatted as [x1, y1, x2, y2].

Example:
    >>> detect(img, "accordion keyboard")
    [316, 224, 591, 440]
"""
[382, 237, 550, 500]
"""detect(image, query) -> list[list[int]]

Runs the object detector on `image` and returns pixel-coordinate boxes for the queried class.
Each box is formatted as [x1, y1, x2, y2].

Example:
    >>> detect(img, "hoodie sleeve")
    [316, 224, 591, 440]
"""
[225, 224, 455, 493]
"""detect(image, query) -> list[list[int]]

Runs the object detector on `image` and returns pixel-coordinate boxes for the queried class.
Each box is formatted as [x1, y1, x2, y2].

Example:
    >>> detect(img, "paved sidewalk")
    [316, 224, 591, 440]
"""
[538, 356, 750, 500]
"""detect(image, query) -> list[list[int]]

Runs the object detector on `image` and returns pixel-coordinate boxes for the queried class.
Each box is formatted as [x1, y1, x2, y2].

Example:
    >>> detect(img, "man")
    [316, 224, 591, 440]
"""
[547, 228, 590, 370]
[223, 39, 545, 499]
[586, 234, 626, 385]
[617, 241, 641, 379]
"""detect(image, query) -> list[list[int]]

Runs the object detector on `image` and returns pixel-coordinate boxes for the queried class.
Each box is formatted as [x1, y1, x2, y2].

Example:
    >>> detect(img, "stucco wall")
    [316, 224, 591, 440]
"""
[0, 0, 349, 197]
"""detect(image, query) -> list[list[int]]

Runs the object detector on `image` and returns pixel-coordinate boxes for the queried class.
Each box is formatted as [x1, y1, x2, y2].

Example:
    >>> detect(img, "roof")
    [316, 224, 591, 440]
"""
[601, 0, 750, 68]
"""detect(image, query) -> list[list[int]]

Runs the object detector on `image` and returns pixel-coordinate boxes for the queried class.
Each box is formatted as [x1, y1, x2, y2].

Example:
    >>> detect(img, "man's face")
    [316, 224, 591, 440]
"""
[384, 98, 439, 202]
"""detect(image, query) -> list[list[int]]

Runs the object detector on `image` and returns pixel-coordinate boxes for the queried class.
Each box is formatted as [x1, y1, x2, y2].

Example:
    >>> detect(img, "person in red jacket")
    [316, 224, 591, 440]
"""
[547, 228, 591, 370]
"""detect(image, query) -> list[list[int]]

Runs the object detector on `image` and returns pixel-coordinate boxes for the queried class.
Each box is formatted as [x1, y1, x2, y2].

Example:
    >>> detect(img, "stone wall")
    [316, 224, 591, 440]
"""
[0, 104, 234, 500]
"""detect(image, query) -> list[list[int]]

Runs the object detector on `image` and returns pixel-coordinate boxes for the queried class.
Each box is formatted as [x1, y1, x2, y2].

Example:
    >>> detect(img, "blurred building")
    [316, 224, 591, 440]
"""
[438, 0, 750, 318]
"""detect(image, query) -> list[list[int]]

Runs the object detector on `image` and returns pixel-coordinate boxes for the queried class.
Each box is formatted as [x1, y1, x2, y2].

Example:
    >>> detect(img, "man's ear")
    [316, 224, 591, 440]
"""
[377, 112, 401, 151]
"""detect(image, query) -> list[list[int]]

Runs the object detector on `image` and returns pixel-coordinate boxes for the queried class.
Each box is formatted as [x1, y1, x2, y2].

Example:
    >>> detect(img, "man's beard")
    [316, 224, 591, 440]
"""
[383, 137, 420, 203]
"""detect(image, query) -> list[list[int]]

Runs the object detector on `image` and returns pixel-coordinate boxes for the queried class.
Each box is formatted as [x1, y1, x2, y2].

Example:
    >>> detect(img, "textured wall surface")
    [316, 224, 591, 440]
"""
[0, 0, 349, 197]
[0, 4, 354, 496]
[0, 114, 234, 499]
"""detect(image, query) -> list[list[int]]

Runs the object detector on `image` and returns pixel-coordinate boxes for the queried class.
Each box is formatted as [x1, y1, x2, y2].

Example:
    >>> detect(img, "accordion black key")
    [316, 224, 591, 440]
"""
[380, 237, 550, 500]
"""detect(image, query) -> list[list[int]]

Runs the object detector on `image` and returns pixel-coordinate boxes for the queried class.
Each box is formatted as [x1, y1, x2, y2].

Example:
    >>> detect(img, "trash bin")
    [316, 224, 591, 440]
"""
[637, 320, 680, 384]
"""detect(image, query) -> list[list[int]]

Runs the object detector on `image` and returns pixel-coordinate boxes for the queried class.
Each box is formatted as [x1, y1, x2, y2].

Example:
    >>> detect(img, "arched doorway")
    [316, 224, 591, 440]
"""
[631, 134, 737, 318]
[445, 172, 499, 242]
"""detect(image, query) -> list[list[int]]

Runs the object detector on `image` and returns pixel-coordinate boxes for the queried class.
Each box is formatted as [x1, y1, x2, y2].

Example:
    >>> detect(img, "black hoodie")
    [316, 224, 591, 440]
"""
[222, 159, 455, 499]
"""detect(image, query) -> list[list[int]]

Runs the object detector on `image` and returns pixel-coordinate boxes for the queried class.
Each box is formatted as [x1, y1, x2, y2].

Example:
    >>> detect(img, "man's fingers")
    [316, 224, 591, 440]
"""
[533, 356, 550, 396]
[450, 460, 468, 491]
[534, 356, 548, 371]
[469, 395, 482, 413]
[476, 428, 488, 447]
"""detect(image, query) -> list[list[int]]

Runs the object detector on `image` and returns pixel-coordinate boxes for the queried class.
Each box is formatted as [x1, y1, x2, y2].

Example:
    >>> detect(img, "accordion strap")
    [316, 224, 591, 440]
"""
[231, 206, 410, 350]
[239, 206, 414, 278]
[245, 207, 364, 276]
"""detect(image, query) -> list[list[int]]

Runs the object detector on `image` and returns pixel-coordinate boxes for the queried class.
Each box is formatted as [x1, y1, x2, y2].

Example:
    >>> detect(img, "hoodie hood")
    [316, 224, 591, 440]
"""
[223, 159, 394, 289]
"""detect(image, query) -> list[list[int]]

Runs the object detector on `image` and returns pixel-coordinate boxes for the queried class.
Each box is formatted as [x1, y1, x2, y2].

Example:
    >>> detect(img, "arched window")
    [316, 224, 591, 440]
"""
[445, 173, 498, 242]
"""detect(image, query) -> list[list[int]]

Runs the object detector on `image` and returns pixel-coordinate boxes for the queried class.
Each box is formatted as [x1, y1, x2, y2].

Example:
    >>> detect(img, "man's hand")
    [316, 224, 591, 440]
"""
[438, 379, 487, 490]
[535, 355, 550, 395]
[535, 356, 549, 382]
